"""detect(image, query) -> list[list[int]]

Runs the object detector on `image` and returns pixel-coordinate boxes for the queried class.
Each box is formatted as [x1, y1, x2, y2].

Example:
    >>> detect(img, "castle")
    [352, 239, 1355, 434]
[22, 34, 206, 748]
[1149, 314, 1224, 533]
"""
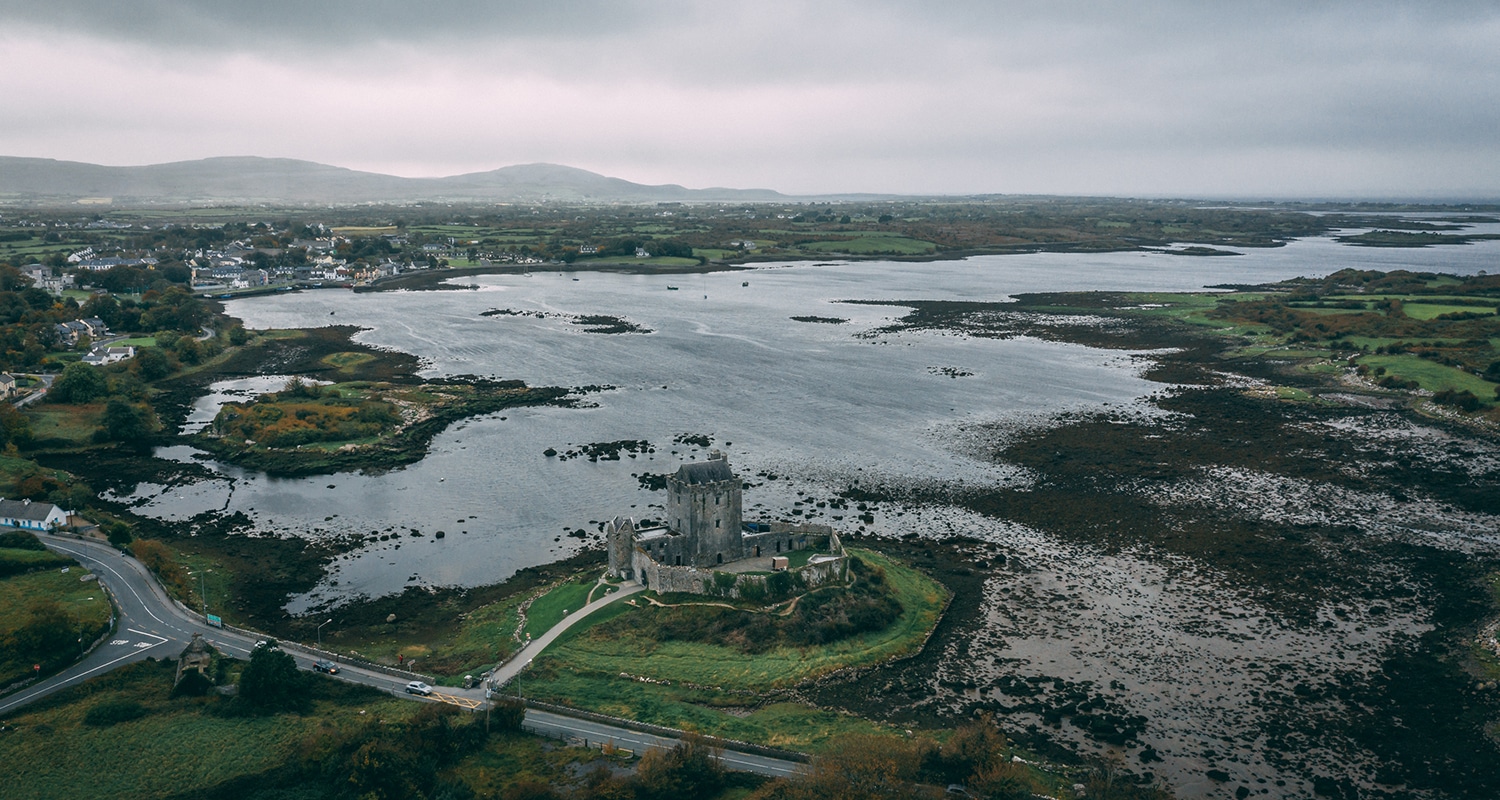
[606, 451, 848, 597]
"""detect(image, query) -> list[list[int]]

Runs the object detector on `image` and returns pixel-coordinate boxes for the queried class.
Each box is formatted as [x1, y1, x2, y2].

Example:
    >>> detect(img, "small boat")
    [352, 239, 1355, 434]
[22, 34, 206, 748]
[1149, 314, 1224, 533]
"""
[572, 278, 580, 281]
[667, 286, 679, 291]
[742, 281, 749, 287]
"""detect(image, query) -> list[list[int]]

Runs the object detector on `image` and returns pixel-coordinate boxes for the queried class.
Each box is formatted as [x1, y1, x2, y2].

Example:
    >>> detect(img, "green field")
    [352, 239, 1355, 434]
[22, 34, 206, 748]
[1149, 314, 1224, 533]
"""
[1358, 353, 1499, 397]
[0, 554, 112, 681]
[26, 404, 104, 447]
[1401, 303, 1498, 320]
[0, 661, 418, 800]
[802, 236, 937, 255]
[519, 667, 896, 751]
[523, 574, 597, 640]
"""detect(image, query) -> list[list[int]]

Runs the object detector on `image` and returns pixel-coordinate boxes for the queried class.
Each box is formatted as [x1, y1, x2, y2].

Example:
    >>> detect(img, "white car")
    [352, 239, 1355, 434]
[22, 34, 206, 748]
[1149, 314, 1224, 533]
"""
[405, 681, 433, 696]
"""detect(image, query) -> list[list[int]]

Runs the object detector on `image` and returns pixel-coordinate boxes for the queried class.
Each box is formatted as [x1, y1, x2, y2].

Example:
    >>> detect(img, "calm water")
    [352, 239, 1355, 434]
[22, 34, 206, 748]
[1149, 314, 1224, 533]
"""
[116, 237, 1500, 611]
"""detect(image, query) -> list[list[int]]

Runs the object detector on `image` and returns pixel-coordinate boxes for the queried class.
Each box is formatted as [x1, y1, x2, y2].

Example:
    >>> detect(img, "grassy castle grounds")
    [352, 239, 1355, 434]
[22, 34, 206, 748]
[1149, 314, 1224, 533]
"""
[506, 548, 950, 750]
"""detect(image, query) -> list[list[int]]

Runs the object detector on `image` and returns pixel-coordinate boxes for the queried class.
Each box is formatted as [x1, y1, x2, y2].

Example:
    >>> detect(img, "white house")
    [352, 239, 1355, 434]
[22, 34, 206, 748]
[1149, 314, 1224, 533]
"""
[0, 498, 70, 531]
[81, 345, 135, 366]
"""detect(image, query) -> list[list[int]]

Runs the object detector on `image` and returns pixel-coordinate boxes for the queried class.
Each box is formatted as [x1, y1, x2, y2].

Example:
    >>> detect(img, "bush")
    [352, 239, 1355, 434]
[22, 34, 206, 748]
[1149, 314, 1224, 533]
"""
[106, 521, 133, 549]
[84, 700, 148, 727]
[49, 362, 107, 404]
[1433, 389, 1482, 412]
[490, 697, 525, 731]
[0, 530, 44, 550]
[635, 736, 724, 800]
[237, 641, 309, 714]
[172, 669, 215, 698]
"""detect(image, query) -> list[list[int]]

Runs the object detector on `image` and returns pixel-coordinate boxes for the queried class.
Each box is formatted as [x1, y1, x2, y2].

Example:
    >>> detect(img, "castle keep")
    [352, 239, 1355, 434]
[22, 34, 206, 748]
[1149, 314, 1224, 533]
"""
[606, 451, 848, 597]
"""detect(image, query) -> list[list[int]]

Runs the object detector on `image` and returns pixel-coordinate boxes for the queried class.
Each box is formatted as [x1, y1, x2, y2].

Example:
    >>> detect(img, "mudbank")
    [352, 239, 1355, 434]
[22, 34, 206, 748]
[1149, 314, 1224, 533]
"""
[805, 293, 1500, 799]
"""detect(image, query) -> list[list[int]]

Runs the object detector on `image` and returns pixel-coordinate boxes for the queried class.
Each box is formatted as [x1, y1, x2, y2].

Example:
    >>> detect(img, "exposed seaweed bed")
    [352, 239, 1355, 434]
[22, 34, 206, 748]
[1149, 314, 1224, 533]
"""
[801, 295, 1500, 799]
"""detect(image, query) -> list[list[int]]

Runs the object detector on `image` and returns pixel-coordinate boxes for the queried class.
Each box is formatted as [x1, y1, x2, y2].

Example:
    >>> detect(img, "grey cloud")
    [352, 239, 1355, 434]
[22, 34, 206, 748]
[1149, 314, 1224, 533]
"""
[0, 0, 681, 45]
[2, 1, 1498, 196]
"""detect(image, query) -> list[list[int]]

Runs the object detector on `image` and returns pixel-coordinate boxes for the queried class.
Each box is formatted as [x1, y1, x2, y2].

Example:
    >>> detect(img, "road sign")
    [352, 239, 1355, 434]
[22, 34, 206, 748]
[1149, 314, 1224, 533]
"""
[206, 614, 222, 628]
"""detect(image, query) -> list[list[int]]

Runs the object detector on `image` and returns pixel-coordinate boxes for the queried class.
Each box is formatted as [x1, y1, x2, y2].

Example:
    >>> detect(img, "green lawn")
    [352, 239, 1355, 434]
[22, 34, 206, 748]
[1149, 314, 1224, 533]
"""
[524, 574, 597, 640]
[533, 549, 947, 692]
[1358, 353, 1500, 399]
[110, 337, 158, 347]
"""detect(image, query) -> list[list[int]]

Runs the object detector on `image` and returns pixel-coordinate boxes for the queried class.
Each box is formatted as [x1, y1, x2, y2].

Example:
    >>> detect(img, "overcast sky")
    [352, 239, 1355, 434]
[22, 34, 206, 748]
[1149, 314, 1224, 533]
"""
[2, 1, 1497, 198]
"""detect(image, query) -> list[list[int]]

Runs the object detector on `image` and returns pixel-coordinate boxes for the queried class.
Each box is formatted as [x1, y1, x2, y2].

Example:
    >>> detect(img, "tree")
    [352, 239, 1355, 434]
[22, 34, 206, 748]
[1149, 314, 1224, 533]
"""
[98, 398, 155, 445]
[4, 600, 79, 667]
[50, 362, 107, 404]
[133, 346, 174, 381]
[238, 640, 308, 713]
[0, 402, 32, 449]
[634, 735, 725, 800]
[106, 521, 134, 549]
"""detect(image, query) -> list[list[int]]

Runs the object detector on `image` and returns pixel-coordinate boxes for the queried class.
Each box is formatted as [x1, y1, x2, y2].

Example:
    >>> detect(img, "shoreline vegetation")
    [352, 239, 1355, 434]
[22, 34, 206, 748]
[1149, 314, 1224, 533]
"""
[191, 374, 571, 477]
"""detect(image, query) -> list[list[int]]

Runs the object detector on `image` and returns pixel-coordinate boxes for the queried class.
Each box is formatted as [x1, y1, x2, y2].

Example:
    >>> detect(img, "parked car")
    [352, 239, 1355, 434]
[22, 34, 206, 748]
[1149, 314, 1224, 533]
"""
[313, 659, 339, 674]
[405, 681, 433, 696]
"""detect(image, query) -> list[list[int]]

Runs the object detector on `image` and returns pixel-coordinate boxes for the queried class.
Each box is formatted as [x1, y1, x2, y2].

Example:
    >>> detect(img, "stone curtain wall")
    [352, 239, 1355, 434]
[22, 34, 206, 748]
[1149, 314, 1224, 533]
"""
[630, 526, 849, 600]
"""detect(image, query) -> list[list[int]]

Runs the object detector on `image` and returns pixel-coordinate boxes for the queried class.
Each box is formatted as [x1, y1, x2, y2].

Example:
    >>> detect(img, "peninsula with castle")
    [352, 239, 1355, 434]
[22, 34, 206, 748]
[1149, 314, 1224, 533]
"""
[606, 450, 850, 599]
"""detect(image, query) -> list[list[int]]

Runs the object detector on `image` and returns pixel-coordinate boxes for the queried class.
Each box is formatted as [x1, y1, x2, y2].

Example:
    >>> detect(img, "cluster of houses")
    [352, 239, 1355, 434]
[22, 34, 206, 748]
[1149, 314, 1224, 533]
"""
[19, 263, 75, 294]
[54, 317, 109, 347]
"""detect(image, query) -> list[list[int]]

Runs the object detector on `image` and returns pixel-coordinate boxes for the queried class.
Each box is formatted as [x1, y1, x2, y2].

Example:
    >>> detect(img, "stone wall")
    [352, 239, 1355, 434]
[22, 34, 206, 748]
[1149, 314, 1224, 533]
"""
[631, 533, 849, 601]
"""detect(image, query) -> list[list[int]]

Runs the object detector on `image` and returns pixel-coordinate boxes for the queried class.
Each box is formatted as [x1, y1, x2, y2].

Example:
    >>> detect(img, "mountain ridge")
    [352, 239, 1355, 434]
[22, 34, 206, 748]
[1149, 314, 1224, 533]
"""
[0, 155, 789, 204]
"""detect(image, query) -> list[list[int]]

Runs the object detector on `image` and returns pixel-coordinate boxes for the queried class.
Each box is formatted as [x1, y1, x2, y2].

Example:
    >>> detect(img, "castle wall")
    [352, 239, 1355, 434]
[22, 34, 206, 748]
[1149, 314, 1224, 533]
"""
[631, 539, 850, 600]
[740, 522, 833, 558]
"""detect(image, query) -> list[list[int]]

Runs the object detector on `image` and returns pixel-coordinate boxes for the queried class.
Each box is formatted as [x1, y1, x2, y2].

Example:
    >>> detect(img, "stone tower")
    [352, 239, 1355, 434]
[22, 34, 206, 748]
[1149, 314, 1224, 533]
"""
[605, 516, 636, 579]
[666, 450, 743, 567]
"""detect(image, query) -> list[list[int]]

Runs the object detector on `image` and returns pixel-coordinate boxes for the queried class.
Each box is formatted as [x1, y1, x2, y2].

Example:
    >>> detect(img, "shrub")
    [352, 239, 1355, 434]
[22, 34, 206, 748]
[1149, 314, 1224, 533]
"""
[0, 530, 44, 550]
[237, 642, 309, 714]
[1433, 389, 1482, 412]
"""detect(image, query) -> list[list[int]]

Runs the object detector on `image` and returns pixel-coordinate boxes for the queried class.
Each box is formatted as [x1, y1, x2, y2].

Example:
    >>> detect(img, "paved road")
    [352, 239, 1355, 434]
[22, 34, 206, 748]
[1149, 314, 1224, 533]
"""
[10, 373, 53, 408]
[487, 579, 645, 690]
[524, 709, 803, 778]
[0, 534, 806, 779]
[0, 533, 457, 715]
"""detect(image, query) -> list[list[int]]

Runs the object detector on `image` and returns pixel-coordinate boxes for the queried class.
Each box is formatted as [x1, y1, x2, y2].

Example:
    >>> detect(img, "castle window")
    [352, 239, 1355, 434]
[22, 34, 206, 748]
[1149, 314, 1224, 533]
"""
[714, 519, 720, 528]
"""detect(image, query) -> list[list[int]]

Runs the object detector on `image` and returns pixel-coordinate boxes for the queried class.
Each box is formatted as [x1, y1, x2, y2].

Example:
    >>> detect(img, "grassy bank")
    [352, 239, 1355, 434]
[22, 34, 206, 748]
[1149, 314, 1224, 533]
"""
[0, 544, 113, 685]
[513, 548, 949, 750]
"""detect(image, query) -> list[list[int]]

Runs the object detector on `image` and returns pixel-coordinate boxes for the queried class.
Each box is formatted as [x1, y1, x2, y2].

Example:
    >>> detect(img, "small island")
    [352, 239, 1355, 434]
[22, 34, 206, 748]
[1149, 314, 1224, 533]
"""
[192, 372, 570, 476]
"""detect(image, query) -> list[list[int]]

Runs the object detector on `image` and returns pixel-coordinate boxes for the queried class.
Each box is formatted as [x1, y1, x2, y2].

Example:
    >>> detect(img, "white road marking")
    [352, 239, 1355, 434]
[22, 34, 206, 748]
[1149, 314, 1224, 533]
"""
[47, 541, 170, 627]
[0, 629, 169, 715]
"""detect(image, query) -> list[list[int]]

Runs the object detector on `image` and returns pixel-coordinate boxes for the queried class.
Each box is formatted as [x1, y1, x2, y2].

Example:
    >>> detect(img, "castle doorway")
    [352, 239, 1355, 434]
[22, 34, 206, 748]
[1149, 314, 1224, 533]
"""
[754, 545, 761, 557]
[716, 553, 723, 564]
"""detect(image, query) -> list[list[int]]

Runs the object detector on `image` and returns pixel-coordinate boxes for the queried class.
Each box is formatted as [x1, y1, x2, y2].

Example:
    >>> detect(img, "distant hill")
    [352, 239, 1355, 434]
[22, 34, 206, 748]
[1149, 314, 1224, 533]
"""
[0, 156, 788, 205]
